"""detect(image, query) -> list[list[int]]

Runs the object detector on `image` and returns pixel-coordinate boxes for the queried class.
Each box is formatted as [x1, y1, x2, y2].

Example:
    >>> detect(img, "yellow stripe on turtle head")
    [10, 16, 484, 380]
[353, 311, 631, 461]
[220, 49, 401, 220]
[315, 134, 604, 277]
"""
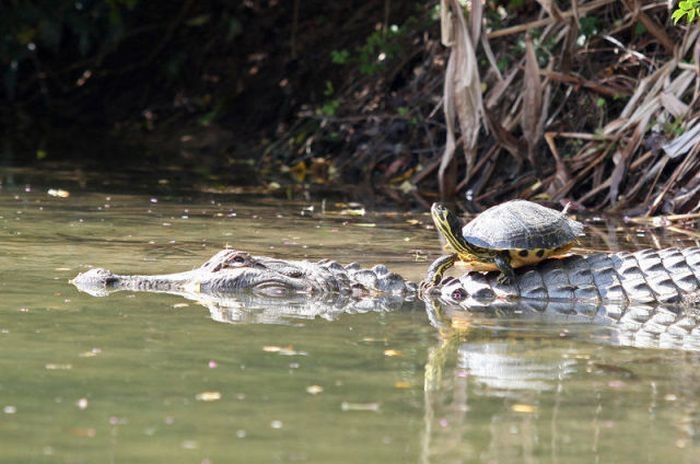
[431, 203, 475, 256]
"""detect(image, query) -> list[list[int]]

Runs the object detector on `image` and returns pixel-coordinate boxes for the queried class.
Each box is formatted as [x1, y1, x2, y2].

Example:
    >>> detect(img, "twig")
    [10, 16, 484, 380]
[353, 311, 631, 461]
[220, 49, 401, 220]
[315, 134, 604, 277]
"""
[543, 70, 631, 97]
[486, 0, 616, 39]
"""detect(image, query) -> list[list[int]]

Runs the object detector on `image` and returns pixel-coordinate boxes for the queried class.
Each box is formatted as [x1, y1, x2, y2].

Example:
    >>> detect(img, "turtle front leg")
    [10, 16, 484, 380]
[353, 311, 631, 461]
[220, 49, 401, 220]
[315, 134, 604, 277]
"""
[419, 254, 457, 296]
[493, 252, 516, 285]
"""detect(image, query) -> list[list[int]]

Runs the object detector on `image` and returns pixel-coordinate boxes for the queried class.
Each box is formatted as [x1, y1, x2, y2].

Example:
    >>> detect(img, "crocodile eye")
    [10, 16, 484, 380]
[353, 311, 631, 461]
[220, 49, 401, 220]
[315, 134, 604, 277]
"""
[228, 254, 248, 265]
[450, 288, 467, 301]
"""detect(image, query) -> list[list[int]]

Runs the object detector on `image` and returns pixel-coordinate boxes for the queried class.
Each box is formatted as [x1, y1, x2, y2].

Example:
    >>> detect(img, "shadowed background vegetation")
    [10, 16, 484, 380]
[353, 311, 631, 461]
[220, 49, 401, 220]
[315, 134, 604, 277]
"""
[1, 1, 698, 216]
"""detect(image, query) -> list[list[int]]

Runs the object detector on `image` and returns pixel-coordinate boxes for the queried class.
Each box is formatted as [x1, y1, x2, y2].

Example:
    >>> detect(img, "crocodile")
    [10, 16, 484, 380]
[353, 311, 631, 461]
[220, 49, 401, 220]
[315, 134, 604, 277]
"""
[427, 247, 700, 351]
[72, 249, 417, 298]
[72, 249, 421, 324]
[72, 247, 700, 345]
[432, 247, 700, 307]
[73, 247, 700, 305]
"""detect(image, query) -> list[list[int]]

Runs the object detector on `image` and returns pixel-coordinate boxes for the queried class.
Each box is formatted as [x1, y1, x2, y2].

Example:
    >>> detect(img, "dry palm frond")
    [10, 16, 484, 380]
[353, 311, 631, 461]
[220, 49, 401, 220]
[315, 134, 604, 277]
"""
[522, 34, 544, 167]
[438, 0, 484, 198]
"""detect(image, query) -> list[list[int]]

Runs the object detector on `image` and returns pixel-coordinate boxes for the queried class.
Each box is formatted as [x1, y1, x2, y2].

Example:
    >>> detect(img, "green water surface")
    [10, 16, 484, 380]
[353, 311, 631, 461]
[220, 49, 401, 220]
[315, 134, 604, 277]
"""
[1, 174, 700, 463]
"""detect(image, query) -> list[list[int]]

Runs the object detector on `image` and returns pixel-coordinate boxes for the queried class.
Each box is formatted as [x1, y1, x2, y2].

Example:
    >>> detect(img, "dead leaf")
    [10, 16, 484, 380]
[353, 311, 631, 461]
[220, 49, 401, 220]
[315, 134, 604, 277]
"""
[439, 0, 484, 197]
[522, 34, 543, 167]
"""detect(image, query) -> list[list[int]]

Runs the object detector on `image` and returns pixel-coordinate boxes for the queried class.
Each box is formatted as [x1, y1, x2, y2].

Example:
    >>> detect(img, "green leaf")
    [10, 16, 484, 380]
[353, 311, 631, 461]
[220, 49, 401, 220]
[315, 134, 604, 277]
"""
[672, 9, 684, 23]
[320, 99, 340, 117]
[330, 49, 349, 65]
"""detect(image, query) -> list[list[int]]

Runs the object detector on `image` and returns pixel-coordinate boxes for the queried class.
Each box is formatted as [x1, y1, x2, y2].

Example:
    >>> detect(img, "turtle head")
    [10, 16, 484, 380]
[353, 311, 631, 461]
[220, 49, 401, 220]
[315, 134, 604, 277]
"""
[430, 203, 471, 254]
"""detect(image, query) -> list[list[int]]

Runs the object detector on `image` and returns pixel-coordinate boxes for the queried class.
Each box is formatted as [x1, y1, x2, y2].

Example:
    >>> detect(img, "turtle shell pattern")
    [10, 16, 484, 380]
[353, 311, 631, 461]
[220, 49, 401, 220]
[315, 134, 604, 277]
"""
[462, 200, 583, 251]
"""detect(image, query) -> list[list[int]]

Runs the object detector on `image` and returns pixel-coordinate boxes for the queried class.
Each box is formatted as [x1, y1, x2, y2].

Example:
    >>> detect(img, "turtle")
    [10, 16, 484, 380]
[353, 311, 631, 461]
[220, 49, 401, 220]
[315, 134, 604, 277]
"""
[420, 200, 584, 291]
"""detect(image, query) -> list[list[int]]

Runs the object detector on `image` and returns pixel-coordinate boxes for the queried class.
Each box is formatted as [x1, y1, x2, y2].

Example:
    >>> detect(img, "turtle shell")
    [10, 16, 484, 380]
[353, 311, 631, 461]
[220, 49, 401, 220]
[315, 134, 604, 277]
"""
[462, 200, 583, 250]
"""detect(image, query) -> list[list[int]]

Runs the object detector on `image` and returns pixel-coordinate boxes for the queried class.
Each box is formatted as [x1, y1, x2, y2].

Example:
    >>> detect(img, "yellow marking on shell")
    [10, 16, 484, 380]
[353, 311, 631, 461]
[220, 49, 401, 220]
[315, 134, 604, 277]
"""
[509, 243, 575, 268]
[451, 242, 576, 273]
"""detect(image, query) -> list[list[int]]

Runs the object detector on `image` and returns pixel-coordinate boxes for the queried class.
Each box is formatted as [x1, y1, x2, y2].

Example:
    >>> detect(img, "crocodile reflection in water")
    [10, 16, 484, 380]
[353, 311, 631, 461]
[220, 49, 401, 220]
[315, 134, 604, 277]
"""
[420, 330, 700, 463]
[69, 247, 700, 461]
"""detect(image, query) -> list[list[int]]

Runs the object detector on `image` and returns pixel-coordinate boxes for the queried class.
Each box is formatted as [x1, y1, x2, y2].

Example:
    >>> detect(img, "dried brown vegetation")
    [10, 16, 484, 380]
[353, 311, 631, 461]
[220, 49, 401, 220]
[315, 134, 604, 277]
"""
[270, 1, 700, 217]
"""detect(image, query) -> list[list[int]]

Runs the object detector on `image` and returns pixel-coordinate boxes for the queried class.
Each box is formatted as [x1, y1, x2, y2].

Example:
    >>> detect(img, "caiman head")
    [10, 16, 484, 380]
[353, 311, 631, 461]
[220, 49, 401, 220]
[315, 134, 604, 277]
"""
[71, 249, 346, 298]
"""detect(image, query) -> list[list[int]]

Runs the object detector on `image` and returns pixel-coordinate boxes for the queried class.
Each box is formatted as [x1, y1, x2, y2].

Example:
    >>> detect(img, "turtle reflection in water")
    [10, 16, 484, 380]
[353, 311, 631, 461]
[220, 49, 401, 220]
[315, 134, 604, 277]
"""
[421, 200, 584, 291]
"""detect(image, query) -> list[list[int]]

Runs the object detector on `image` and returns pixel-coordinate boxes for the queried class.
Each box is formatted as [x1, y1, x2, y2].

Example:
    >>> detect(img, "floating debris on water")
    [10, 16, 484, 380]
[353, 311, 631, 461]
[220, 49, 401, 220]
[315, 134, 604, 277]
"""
[306, 385, 323, 395]
[339, 207, 366, 216]
[79, 348, 102, 358]
[46, 363, 73, 370]
[47, 189, 70, 198]
[270, 420, 283, 429]
[262, 345, 308, 356]
[511, 404, 537, 413]
[195, 391, 222, 401]
[340, 402, 380, 412]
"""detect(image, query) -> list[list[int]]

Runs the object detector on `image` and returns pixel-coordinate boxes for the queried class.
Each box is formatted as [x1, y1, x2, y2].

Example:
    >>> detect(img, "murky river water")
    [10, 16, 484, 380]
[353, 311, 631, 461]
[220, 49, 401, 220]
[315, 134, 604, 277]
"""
[1, 171, 700, 463]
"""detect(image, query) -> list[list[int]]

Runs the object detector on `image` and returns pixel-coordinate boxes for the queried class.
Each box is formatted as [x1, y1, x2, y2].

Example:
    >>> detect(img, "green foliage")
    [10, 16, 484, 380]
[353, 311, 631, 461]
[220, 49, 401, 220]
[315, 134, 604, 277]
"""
[319, 81, 340, 116]
[319, 15, 421, 119]
[578, 16, 599, 44]
[330, 49, 350, 65]
[357, 28, 401, 75]
[633, 22, 647, 36]
[664, 118, 685, 137]
[672, 0, 700, 23]
[320, 99, 340, 117]
[332, 18, 417, 77]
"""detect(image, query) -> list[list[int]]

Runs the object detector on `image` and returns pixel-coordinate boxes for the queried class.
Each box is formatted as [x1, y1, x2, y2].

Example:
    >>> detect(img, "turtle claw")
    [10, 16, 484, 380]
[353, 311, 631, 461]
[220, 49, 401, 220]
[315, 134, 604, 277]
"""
[418, 279, 438, 299]
[496, 272, 512, 285]
[494, 253, 516, 285]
